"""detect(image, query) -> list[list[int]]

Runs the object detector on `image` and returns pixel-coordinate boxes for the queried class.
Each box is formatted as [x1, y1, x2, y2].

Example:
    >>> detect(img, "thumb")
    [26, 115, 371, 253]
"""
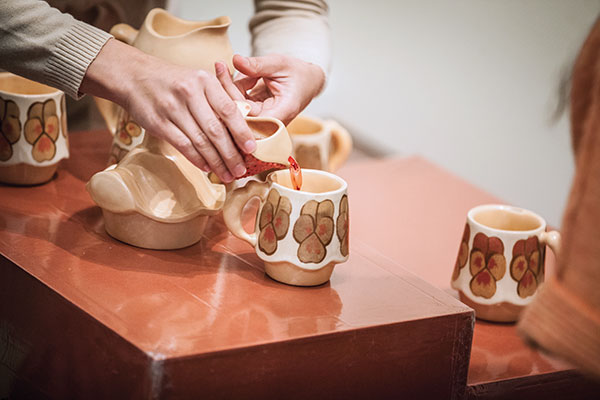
[233, 54, 284, 78]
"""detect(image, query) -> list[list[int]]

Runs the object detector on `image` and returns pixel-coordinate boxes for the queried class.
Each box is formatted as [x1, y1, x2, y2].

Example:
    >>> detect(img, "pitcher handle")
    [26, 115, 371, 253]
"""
[326, 119, 353, 171]
[110, 23, 139, 45]
[223, 180, 269, 246]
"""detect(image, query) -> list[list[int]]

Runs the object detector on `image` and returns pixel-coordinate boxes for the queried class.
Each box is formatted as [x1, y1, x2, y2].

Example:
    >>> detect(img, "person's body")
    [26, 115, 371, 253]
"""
[0, 0, 330, 183]
[517, 18, 600, 379]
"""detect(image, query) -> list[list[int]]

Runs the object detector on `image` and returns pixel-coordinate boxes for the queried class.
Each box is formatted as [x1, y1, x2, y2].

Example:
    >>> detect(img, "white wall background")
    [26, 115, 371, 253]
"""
[173, 0, 600, 227]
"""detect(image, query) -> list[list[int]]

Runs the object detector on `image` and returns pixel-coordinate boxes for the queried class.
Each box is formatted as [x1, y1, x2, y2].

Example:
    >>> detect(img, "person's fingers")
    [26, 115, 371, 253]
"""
[254, 97, 298, 125]
[159, 120, 210, 173]
[232, 54, 286, 78]
[215, 61, 245, 101]
[188, 93, 246, 180]
[204, 75, 256, 155]
[246, 80, 271, 103]
[169, 108, 235, 182]
[233, 75, 261, 94]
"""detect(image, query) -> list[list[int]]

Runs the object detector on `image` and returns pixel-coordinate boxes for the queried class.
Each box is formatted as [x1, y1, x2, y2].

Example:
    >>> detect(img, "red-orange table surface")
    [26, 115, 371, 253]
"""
[0, 132, 473, 399]
[337, 157, 600, 399]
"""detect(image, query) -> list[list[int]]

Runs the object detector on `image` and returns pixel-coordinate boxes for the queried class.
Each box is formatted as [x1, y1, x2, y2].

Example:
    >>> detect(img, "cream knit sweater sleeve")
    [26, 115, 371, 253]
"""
[250, 0, 331, 76]
[0, 0, 112, 99]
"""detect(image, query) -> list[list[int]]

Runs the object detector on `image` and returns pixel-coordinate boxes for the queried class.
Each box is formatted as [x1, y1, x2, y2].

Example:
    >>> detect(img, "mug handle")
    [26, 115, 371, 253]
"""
[540, 230, 561, 258]
[326, 119, 353, 171]
[223, 180, 269, 246]
[93, 24, 140, 134]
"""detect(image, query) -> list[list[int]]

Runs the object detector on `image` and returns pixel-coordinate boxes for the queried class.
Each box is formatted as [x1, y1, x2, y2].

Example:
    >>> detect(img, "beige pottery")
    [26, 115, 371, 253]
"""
[88, 9, 234, 249]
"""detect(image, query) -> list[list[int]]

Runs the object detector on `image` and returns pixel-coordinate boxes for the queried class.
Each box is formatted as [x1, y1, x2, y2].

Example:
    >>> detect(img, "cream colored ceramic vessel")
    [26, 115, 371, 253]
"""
[87, 135, 225, 249]
[88, 8, 238, 249]
[87, 101, 293, 250]
[287, 115, 352, 172]
[451, 204, 561, 322]
[0, 73, 68, 185]
[94, 8, 235, 163]
[223, 169, 349, 286]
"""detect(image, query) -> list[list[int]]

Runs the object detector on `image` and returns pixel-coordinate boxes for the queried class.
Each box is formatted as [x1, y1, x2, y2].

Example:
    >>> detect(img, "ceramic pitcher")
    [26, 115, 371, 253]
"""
[94, 8, 234, 163]
[87, 9, 237, 250]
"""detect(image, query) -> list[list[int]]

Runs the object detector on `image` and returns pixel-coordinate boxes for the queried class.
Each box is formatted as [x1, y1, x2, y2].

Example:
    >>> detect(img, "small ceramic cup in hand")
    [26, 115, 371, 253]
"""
[0, 72, 69, 185]
[223, 169, 349, 286]
[451, 204, 561, 322]
[287, 115, 353, 172]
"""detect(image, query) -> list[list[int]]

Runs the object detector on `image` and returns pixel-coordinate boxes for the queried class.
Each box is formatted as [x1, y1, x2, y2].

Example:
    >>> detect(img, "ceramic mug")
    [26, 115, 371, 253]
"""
[451, 204, 561, 322]
[0, 73, 69, 185]
[223, 169, 349, 286]
[287, 115, 353, 172]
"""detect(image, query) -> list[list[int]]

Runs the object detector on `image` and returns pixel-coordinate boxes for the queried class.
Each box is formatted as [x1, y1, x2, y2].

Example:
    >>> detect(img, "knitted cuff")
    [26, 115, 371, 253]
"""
[517, 277, 600, 377]
[44, 20, 112, 99]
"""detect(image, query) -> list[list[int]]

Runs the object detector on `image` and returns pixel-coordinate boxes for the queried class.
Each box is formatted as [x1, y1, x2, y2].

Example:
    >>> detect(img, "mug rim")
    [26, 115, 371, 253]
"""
[268, 168, 347, 195]
[288, 115, 326, 136]
[467, 204, 546, 235]
[0, 72, 63, 98]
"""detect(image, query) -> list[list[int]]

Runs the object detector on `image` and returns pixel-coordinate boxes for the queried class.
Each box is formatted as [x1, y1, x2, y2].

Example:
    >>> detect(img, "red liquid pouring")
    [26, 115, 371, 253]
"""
[288, 156, 302, 190]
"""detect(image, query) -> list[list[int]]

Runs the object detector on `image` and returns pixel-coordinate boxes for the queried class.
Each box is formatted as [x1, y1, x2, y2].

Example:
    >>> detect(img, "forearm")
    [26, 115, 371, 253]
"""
[250, 0, 331, 77]
[0, 0, 111, 98]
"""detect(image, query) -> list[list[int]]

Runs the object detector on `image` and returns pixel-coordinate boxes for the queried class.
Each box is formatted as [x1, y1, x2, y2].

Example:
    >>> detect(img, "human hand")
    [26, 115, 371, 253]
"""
[81, 39, 256, 183]
[215, 54, 326, 125]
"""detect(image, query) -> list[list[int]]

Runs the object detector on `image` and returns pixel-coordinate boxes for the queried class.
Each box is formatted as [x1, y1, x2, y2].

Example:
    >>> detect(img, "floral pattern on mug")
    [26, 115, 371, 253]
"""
[469, 232, 506, 299]
[293, 199, 334, 263]
[258, 189, 292, 255]
[336, 195, 349, 257]
[116, 116, 142, 146]
[452, 223, 470, 281]
[24, 99, 60, 162]
[510, 236, 545, 298]
[0, 97, 21, 161]
[108, 143, 128, 165]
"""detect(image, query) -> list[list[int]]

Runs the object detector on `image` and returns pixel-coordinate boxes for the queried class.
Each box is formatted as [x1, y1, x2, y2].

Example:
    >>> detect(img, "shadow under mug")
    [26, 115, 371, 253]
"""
[223, 169, 349, 286]
[0, 73, 69, 185]
[451, 204, 561, 322]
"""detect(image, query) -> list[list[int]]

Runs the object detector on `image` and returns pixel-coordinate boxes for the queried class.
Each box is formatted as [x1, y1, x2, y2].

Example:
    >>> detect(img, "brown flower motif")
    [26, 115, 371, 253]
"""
[107, 144, 129, 165]
[0, 97, 21, 161]
[258, 189, 292, 255]
[469, 232, 506, 298]
[452, 223, 470, 281]
[336, 195, 349, 257]
[116, 115, 142, 146]
[510, 236, 545, 298]
[24, 99, 59, 162]
[293, 199, 334, 263]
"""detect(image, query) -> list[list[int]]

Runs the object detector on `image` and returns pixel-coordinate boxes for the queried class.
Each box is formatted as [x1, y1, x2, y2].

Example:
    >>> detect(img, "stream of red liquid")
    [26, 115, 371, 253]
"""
[288, 156, 302, 190]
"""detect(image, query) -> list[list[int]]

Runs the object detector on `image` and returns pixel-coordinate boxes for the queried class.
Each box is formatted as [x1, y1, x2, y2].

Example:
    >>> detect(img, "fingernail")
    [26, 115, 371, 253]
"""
[222, 172, 234, 183]
[244, 139, 256, 153]
[234, 164, 247, 177]
[201, 165, 211, 173]
[215, 61, 225, 75]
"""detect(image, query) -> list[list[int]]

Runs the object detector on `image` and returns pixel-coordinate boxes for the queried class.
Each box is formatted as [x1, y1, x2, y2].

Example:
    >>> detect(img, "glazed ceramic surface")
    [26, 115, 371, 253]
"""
[451, 204, 561, 322]
[224, 169, 349, 286]
[287, 115, 352, 172]
[0, 73, 68, 185]
[87, 9, 241, 249]
[95, 8, 234, 163]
